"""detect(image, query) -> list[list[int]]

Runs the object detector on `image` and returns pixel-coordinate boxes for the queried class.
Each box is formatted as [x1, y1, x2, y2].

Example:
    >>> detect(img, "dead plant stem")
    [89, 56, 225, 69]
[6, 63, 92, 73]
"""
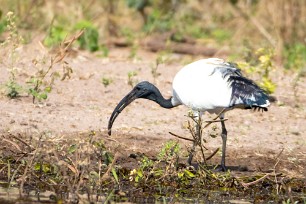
[19, 135, 42, 197]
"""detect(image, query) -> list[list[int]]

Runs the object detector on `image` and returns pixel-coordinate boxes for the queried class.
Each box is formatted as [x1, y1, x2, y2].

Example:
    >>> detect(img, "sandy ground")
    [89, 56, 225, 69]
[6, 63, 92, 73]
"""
[0, 40, 305, 178]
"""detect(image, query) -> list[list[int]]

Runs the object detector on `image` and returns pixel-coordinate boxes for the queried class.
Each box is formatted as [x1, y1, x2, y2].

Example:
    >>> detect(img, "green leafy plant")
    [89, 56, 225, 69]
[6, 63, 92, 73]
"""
[1, 11, 24, 98]
[74, 20, 99, 52]
[127, 70, 138, 88]
[28, 30, 82, 103]
[177, 168, 195, 181]
[5, 81, 22, 98]
[129, 156, 154, 183]
[43, 24, 68, 48]
[151, 53, 168, 82]
[157, 140, 180, 162]
[101, 77, 113, 88]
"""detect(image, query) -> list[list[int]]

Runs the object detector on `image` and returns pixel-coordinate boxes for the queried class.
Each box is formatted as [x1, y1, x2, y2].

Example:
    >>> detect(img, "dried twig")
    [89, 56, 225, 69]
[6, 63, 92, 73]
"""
[273, 148, 284, 195]
[169, 132, 194, 142]
[237, 173, 271, 188]
[2, 138, 22, 152]
[12, 134, 35, 151]
[19, 135, 42, 197]
[236, 172, 283, 189]
[206, 147, 220, 161]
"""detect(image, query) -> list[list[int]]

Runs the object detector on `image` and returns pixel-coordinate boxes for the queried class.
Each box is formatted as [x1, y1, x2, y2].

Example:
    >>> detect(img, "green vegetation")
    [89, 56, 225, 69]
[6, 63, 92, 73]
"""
[74, 20, 99, 52]
[101, 76, 113, 88]
[2, 132, 304, 203]
[1, 11, 24, 98]
[127, 70, 138, 88]
[0, 11, 82, 102]
[43, 24, 68, 48]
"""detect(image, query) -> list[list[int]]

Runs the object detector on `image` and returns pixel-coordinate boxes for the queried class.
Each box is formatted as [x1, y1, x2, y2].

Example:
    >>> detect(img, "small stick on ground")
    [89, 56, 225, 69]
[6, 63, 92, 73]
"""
[13, 134, 35, 151]
[169, 132, 194, 142]
[236, 173, 283, 189]
[206, 147, 220, 161]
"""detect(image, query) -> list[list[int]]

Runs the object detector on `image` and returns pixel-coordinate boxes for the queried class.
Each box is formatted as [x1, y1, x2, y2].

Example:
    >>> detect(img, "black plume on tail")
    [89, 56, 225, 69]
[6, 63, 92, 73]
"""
[228, 75, 270, 110]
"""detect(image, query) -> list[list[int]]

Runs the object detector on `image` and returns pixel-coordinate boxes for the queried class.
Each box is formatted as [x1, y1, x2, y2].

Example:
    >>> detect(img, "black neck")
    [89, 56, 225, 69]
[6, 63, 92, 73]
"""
[138, 81, 175, 109]
[156, 96, 174, 109]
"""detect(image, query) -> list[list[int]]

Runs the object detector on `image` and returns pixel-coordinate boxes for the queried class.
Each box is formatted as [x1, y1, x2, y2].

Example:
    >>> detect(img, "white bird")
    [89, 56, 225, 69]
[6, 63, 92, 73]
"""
[108, 58, 270, 171]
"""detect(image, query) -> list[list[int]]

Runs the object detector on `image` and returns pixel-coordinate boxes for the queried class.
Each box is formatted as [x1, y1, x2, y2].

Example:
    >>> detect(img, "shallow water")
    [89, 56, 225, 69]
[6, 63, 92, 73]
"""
[0, 186, 276, 203]
[0, 186, 254, 203]
[0, 185, 305, 203]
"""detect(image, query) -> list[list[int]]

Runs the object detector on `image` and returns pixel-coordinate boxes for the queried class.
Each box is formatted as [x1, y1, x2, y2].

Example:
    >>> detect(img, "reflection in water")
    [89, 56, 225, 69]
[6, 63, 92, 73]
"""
[0, 186, 255, 203]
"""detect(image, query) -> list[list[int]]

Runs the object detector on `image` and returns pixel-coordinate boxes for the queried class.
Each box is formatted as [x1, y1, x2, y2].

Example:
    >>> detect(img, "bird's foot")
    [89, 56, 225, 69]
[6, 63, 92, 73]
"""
[215, 164, 227, 172]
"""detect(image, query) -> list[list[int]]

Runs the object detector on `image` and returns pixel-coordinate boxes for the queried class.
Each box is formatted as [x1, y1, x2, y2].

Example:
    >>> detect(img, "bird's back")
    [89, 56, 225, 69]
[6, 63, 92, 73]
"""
[172, 58, 270, 113]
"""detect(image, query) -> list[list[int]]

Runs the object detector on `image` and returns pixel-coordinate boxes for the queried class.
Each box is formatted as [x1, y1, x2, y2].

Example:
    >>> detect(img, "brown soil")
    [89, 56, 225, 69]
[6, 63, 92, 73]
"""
[0, 40, 305, 179]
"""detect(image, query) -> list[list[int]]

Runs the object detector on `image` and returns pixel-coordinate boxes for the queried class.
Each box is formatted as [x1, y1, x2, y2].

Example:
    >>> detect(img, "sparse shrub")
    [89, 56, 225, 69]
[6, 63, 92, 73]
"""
[129, 156, 153, 183]
[5, 81, 22, 98]
[101, 76, 113, 88]
[1, 11, 24, 98]
[127, 70, 138, 88]
[28, 32, 80, 103]
[157, 140, 180, 161]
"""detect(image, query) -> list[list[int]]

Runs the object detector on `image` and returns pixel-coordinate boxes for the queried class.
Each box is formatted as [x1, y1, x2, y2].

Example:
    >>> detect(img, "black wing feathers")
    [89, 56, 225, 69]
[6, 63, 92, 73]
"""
[215, 64, 269, 111]
[229, 75, 269, 111]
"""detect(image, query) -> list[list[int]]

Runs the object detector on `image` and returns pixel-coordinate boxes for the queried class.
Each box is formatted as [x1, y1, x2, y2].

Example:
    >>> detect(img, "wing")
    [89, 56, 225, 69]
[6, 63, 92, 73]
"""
[214, 62, 270, 111]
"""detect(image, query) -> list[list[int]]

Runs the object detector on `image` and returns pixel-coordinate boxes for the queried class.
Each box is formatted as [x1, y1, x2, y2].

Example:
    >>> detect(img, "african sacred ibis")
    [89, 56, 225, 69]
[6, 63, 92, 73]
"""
[108, 58, 270, 171]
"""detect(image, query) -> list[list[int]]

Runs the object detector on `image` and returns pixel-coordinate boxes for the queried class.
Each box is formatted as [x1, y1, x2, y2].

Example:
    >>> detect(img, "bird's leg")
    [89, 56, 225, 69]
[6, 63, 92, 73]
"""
[220, 114, 227, 171]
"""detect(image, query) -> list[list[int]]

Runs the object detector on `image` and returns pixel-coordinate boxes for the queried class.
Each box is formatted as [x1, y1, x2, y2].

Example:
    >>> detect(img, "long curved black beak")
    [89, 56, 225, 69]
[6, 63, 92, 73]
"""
[108, 87, 143, 135]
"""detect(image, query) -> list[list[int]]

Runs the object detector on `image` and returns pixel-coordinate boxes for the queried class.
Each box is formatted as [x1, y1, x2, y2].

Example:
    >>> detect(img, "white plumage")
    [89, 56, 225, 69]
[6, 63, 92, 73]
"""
[172, 58, 269, 112]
